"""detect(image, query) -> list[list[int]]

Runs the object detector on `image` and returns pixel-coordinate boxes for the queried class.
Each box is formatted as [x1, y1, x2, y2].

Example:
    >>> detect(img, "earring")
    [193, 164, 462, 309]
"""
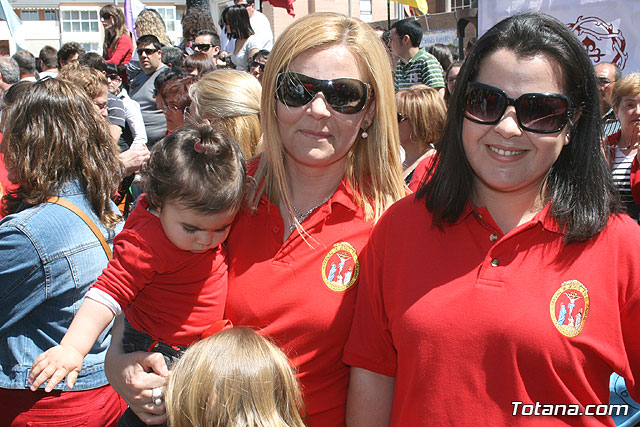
[361, 121, 369, 139]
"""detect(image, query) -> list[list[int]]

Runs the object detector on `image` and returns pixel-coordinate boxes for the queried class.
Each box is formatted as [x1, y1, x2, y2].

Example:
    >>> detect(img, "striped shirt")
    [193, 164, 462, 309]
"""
[394, 48, 445, 91]
[602, 109, 621, 137]
[612, 148, 640, 221]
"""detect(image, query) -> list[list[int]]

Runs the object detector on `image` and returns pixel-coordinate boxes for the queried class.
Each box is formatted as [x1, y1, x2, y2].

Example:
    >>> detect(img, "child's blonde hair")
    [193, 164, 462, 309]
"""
[166, 327, 306, 427]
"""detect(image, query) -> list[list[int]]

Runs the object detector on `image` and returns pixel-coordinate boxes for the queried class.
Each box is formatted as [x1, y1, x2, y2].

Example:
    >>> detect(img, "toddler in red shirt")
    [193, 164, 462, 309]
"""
[28, 125, 247, 416]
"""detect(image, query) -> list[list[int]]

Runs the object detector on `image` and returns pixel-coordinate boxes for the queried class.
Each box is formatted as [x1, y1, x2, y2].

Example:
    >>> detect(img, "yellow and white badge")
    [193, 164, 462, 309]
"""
[550, 280, 589, 337]
[321, 242, 359, 291]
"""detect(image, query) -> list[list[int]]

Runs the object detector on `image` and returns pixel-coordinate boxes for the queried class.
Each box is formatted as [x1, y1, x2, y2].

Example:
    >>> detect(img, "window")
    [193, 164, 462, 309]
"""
[61, 10, 99, 33]
[21, 10, 39, 21]
[451, 0, 472, 10]
[44, 10, 58, 21]
[80, 42, 101, 53]
[360, 0, 372, 22]
[151, 7, 177, 33]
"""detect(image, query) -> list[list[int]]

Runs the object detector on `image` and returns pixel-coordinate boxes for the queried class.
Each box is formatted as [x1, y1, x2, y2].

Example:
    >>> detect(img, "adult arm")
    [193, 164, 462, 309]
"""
[119, 144, 150, 176]
[105, 315, 169, 425]
[106, 34, 133, 66]
[123, 97, 148, 146]
[346, 367, 395, 427]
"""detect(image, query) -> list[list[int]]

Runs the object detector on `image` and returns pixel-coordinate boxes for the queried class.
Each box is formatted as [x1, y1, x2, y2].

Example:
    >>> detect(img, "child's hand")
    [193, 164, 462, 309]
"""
[29, 345, 84, 392]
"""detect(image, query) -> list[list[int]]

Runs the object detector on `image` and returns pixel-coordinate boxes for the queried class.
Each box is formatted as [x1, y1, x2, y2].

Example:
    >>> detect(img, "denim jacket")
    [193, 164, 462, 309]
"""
[0, 180, 123, 390]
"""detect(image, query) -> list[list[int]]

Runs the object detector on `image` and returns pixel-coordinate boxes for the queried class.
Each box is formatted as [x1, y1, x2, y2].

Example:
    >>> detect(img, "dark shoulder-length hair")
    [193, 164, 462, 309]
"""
[418, 11, 621, 243]
[1, 78, 122, 228]
[222, 5, 254, 40]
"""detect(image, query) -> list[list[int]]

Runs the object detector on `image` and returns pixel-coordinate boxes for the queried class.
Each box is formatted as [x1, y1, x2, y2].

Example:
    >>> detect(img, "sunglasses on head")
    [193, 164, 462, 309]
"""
[192, 43, 213, 52]
[275, 71, 371, 114]
[137, 48, 159, 56]
[463, 81, 575, 134]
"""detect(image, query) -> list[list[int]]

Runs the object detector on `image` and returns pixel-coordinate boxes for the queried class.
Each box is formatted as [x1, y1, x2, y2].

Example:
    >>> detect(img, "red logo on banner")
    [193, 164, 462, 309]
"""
[568, 16, 628, 69]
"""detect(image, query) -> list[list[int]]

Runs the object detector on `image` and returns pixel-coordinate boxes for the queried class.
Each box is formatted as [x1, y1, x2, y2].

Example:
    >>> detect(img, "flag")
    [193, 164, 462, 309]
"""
[0, 0, 26, 51]
[393, 0, 428, 15]
[478, 0, 640, 72]
[125, 0, 145, 38]
[262, 0, 295, 17]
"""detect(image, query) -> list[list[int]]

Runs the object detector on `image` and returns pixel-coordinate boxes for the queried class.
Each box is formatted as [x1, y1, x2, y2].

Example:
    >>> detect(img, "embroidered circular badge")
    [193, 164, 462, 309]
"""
[549, 280, 589, 337]
[321, 242, 359, 292]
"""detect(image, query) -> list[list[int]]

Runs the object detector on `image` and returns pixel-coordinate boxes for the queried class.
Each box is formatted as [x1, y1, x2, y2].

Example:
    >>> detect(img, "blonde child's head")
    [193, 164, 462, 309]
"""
[143, 124, 247, 215]
[166, 327, 306, 427]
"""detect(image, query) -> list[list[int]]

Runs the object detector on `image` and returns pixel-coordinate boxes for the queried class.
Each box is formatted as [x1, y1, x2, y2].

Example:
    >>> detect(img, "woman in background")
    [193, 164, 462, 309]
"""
[159, 75, 199, 133]
[183, 52, 215, 77]
[222, 5, 270, 71]
[395, 84, 446, 190]
[101, 5, 133, 69]
[607, 72, 640, 222]
[189, 69, 262, 157]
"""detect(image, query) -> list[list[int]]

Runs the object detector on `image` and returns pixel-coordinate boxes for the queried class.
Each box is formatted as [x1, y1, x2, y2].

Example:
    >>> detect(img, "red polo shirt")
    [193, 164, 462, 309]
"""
[225, 179, 373, 427]
[344, 194, 640, 426]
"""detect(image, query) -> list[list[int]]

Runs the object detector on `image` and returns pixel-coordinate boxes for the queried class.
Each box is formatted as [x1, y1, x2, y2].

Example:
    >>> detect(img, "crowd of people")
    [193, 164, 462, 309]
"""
[0, 5, 639, 427]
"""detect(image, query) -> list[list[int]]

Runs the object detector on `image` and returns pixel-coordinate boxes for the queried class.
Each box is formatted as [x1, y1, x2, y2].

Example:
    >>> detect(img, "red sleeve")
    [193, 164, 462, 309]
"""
[343, 221, 397, 377]
[106, 34, 133, 65]
[91, 228, 158, 308]
[631, 157, 640, 205]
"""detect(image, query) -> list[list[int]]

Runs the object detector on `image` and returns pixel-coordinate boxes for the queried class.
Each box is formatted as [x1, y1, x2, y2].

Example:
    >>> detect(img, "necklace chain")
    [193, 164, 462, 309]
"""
[289, 194, 333, 233]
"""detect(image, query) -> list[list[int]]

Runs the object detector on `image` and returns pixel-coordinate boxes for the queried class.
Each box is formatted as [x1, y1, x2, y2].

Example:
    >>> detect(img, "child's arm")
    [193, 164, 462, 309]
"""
[29, 298, 115, 392]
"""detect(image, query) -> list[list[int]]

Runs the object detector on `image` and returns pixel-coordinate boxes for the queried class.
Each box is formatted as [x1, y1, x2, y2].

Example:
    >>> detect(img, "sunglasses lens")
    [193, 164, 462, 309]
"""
[276, 72, 368, 114]
[465, 84, 506, 123]
[518, 95, 568, 132]
[276, 73, 313, 108]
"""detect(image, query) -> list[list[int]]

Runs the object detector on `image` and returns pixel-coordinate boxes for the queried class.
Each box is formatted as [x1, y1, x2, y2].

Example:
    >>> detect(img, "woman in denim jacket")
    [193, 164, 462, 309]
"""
[0, 78, 126, 426]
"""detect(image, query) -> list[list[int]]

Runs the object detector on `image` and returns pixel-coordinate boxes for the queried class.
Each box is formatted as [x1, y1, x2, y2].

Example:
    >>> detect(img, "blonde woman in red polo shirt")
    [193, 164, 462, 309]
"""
[344, 12, 640, 427]
[104, 12, 405, 427]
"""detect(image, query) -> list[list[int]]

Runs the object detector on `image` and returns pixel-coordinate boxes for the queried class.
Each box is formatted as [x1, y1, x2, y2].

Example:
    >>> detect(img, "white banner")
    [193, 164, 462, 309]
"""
[478, 0, 640, 72]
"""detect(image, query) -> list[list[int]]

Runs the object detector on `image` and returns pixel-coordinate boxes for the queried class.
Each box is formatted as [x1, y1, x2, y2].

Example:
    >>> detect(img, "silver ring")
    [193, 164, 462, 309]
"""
[151, 387, 163, 406]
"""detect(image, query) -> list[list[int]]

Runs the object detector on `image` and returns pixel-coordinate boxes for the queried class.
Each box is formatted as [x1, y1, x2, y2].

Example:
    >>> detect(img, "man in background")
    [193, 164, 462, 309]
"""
[12, 51, 37, 82]
[390, 18, 445, 95]
[38, 46, 58, 78]
[594, 62, 622, 137]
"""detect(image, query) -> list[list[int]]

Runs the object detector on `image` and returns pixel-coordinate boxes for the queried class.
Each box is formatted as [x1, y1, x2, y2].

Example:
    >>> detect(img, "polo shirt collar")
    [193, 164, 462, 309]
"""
[458, 202, 564, 235]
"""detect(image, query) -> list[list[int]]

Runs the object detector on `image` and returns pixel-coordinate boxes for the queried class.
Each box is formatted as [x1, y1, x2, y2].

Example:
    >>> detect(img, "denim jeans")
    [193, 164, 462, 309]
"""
[117, 318, 186, 427]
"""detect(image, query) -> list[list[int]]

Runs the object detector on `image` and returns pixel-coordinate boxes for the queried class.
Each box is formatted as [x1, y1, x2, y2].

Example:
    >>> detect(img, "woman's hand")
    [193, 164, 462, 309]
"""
[105, 316, 169, 425]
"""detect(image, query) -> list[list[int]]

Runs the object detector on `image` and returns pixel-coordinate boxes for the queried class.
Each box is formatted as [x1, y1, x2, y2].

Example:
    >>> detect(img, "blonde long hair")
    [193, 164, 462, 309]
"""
[189, 69, 262, 158]
[166, 327, 306, 427]
[253, 12, 405, 222]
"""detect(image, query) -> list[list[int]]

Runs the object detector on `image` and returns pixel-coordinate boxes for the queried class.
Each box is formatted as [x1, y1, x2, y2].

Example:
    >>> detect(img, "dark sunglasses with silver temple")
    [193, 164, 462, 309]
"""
[275, 71, 372, 114]
[463, 81, 576, 134]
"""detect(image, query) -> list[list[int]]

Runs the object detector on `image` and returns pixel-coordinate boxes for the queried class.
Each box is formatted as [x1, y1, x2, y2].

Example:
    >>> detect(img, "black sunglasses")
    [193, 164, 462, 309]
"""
[250, 61, 265, 71]
[463, 81, 575, 134]
[275, 71, 371, 114]
[137, 48, 159, 56]
[192, 43, 213, 52]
